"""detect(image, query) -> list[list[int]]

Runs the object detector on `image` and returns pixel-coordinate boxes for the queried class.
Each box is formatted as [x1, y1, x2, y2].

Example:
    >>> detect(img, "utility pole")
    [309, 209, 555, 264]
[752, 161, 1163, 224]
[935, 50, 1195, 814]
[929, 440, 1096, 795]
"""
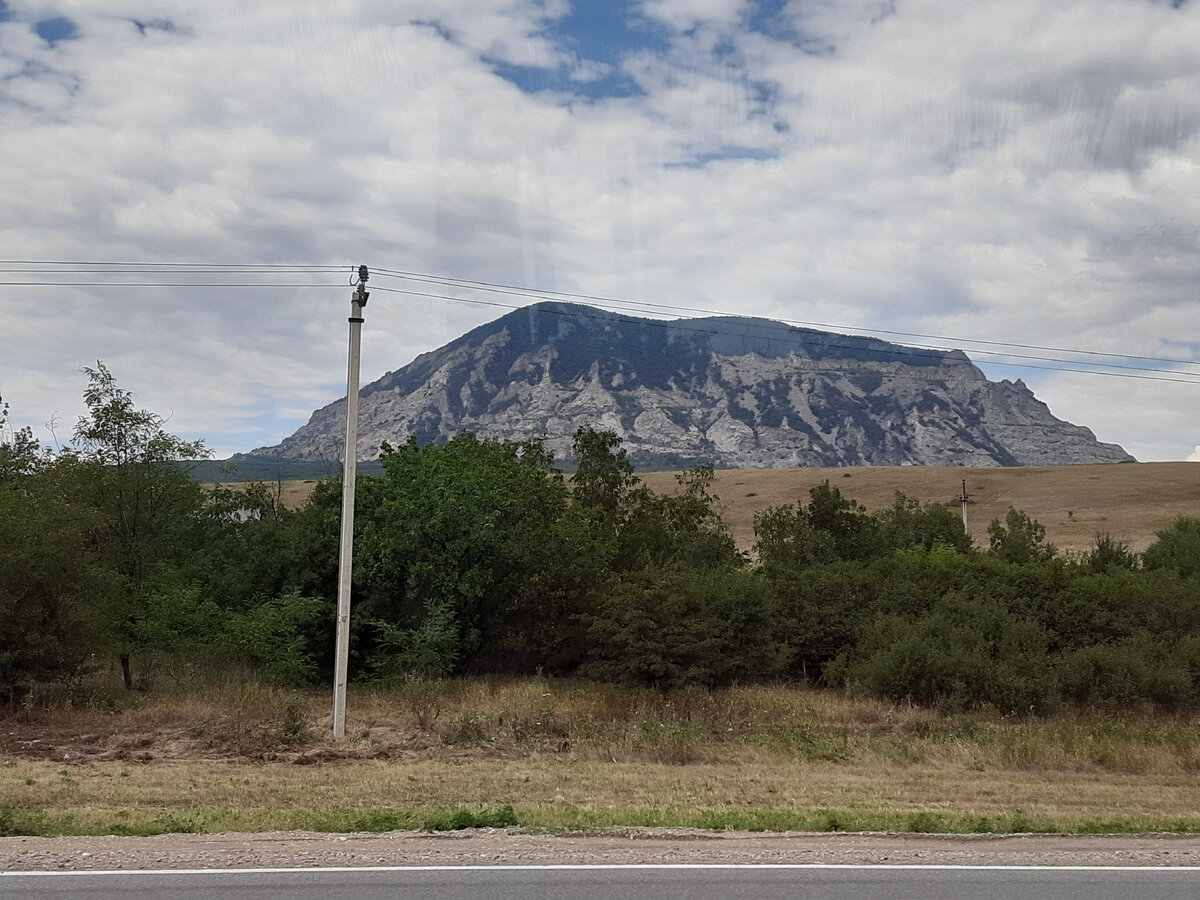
[958, 478, 969, 534]
[332, 265, 369, 739]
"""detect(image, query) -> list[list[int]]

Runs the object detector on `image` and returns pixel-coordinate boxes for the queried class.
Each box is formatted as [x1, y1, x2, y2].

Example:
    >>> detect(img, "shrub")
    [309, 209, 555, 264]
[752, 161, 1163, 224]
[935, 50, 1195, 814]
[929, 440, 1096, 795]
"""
[1143, 517, 1200, 579]
[585, 567, 786, 689]
[830, 593, 1057, 713]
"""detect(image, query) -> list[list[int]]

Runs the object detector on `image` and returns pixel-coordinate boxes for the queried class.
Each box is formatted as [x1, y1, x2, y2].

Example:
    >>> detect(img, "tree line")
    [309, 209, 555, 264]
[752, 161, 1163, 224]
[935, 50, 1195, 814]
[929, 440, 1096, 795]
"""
[3, 366, 1200, 712]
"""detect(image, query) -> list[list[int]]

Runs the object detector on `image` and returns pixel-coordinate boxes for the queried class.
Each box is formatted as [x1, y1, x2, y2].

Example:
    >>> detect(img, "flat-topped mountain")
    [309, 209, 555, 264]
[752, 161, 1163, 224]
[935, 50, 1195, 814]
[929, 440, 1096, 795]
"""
[252, 302, 1133, 468]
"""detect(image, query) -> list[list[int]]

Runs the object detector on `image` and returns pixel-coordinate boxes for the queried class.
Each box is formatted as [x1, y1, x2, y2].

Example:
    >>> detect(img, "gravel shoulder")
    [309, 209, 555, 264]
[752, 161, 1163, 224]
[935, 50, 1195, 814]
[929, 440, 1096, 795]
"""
[5, 829, 1200, 871]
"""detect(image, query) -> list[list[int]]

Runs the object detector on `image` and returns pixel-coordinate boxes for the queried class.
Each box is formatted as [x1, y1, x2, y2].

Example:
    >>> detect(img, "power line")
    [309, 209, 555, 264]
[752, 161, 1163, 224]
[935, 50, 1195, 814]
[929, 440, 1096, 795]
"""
[0, 260, 346, 270]
[368, 284, 1200, 385]
[0, 281, 340, 288]
[3, 259, 1198, 385]
[371, 267, 1200, 369]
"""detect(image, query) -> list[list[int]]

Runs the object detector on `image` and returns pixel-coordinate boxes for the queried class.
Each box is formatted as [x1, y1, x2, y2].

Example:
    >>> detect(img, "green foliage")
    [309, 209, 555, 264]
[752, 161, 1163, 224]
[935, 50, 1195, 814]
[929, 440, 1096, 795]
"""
[1057, 636, 1195, 710]
[756, 487, 971, 572]
[0, 805, 48, 837]
[988, 507, 1056, 564]
[804, 482, 880, 561]
[7, 371, 1200, 718]
[754, 504, 838, 568]
[830, 593, 1057, 713]
[616, 464, 743, 571]
[68, 363, 212, 687]
[421, 805, 518, 831]
[1143, 516, 1200, 579]
[222, 590, 326, 685]
[355, 433, 600, 677]
[1077, 532, 1140, 573]
[572, 430, 741, 572]
[755, 482, 942, 568]
[571, 427, 640, 514]
[876, 493, 972, 554]
[584, 567, 786, 689]
[0, 418, 113, 704]
[372, 599, 462, 680]
[0, 398, 44, 486]
[766, 561, 874, 681]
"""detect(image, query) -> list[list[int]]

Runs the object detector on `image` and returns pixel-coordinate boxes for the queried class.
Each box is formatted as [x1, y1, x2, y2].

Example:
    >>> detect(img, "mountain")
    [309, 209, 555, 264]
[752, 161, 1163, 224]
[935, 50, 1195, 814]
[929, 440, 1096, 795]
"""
[251, 302, 1134, 468]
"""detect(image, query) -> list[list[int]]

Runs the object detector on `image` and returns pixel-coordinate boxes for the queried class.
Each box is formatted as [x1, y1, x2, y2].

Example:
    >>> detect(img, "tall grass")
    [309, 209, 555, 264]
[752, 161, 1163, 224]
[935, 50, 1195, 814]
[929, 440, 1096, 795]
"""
[8, 674, 1200, 836]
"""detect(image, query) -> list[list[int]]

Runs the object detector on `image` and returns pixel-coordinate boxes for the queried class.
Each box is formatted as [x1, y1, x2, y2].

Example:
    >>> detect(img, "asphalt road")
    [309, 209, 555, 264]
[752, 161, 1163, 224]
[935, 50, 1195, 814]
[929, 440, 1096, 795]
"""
[5, 864, 1200, 900]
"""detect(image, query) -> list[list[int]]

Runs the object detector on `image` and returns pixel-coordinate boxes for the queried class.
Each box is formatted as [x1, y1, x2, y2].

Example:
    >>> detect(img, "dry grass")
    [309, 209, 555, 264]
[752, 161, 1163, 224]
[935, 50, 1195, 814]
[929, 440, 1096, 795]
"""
[6, 678, 1200, 836]
[642, 461, 1200, 554]
[270, 462, 1200, 554]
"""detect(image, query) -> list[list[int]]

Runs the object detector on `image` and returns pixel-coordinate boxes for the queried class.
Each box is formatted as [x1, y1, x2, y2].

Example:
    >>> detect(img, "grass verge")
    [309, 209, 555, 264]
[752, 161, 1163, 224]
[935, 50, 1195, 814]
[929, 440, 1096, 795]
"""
[5, 677, 1200, 837]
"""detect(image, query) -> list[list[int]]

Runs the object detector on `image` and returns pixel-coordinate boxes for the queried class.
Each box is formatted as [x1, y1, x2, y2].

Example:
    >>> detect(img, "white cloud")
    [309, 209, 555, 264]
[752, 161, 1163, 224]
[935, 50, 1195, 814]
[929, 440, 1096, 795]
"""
[0, 0, 1198, 461]
[640, 0, 748, 32]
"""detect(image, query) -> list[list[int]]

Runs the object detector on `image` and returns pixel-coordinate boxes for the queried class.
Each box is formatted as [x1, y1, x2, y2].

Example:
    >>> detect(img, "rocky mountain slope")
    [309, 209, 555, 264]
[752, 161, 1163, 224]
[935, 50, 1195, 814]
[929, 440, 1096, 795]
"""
[253, 302, 1133, 468]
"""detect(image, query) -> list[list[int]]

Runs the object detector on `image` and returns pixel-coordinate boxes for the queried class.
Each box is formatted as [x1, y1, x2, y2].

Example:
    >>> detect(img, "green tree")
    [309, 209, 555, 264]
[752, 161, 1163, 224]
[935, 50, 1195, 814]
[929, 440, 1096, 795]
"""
[1077, 532, 1140, 573]
[68, 363, 209, 688]
[754, 504, 837, 569]
[617, 464, 743, 571]
[355, 433, 604, 677]
[0, 404, 112, 703]
[0, 397, 43, 486]
[570, 427, 640, 515]
[753, 481, 879, 568]
[1143, 517, 1200, 579]
[584, 566, 786, 689]
[830, 593, 1057, 713]
[876, 493, 972, 554]
[987, 507, 1056, 565]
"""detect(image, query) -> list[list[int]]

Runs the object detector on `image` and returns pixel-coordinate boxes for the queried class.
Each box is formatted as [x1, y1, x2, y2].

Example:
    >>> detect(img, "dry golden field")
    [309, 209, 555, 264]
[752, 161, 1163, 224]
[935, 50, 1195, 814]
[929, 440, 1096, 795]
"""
[647, 462, 1200, 554]
[274, 462, 1200, 555]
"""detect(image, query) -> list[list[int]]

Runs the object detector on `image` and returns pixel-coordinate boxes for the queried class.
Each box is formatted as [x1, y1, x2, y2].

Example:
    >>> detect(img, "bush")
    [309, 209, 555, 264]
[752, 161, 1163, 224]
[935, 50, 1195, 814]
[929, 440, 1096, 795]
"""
[585, 567, 786, 689]
[1056, 637, 1195, 710]
[1143, 517, 1200, 579]
[830, 593, 1057, 713]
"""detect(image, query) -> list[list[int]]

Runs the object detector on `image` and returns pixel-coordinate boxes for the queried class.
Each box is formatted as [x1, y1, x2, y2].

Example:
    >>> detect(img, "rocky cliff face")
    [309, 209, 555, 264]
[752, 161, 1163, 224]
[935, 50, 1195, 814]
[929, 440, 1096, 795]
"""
[254, 302, 1134, 468]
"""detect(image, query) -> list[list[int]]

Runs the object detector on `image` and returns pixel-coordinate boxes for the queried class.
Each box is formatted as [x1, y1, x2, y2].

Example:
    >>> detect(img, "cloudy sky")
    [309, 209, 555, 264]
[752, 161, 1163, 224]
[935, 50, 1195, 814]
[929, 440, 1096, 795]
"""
[1, 0, 1198, 463]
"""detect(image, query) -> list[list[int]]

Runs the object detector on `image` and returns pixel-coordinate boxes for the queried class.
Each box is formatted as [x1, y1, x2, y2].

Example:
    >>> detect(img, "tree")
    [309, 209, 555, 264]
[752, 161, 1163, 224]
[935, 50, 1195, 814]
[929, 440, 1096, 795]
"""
[584, 566, 785, 689]
[0, 401, 112, 703]
[753, 481, 879, 568]
[570, 427, 640, 515]
[1143, 517, 1200, 580]
[355, 433, 604, 677]
[987, 507, 1056, 565]
[68, 363, 209, 688]
[1077, 532, 1140, 573]
[0, 397, 43, 486]
[616, 464, 743, 571]
[876, 493, 973, 555]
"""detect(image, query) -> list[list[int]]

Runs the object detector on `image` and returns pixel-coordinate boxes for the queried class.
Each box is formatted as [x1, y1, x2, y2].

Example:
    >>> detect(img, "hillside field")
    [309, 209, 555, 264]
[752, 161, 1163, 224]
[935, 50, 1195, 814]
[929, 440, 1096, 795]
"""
[270, 462, 1200, 555]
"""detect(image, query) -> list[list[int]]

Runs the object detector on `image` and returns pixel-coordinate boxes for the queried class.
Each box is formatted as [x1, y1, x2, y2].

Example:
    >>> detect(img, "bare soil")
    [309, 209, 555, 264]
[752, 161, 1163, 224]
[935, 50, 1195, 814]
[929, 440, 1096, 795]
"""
[5, 829, 1200, 870]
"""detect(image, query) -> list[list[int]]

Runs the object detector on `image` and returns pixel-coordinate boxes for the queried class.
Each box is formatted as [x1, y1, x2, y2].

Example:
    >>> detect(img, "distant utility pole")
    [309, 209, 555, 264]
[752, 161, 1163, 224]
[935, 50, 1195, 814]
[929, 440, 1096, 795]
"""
[332, 265, 369, 739]
[958, 478, 969, 534]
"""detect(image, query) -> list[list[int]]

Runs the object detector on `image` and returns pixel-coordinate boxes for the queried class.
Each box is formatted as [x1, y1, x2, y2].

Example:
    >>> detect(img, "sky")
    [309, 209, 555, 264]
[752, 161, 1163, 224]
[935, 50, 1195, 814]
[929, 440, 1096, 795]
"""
[1, 0, 1198, 463]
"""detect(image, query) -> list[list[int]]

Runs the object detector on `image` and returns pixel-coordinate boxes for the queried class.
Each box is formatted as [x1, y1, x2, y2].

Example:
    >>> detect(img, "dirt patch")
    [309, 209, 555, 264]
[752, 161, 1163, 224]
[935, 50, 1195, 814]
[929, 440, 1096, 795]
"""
[4, 829, 1200, 870]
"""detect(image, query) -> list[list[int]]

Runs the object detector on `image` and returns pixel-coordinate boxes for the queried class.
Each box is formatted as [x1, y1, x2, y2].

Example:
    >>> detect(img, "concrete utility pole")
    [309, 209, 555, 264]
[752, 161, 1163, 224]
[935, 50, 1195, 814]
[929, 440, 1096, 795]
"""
[958, 478, 969, 534]
[332, 265, 369, 739]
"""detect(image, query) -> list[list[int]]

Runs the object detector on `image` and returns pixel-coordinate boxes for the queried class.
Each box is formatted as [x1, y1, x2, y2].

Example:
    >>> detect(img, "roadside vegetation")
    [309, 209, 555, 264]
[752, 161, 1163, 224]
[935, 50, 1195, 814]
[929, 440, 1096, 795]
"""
[3, 366, 1200, 836]
[5, 675, 1200, 837]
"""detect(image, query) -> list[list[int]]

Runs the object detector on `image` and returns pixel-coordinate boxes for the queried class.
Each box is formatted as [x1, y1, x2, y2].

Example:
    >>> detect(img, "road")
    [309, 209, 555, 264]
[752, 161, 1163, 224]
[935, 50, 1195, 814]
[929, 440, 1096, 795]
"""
[5, 864, 1200, 900]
